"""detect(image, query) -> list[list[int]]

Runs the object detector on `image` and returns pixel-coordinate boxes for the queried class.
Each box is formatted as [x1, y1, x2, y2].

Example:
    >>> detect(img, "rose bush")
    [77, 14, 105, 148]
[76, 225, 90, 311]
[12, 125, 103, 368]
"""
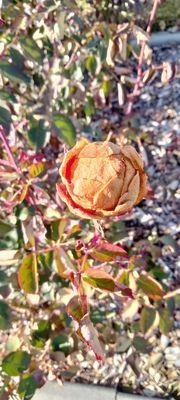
[57, 139, 147, 219]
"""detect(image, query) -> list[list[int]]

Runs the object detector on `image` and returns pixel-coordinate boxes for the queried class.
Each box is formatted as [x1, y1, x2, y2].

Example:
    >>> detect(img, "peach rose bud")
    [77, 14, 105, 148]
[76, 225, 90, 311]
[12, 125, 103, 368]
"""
[56, 139, 147, 219]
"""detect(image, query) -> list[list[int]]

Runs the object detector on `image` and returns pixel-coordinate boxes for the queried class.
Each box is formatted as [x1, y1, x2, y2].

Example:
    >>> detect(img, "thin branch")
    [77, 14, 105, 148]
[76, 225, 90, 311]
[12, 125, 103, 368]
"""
[126, 0, 160, 115]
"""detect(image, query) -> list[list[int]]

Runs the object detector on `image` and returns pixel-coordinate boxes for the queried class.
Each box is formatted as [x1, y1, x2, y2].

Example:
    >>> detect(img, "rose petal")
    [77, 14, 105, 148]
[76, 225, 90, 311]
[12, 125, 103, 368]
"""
[60, 138, 89, 185]
[135, 172, 148, 204]
[120, 159, 135, 196]
[99, 200, 134, 217]
[121, 145, 144, 170]
[56, 183, 101, 219]
[94, 176, 123, 210]
[79, 141, 120, 159]
[70, 178, 102, 209]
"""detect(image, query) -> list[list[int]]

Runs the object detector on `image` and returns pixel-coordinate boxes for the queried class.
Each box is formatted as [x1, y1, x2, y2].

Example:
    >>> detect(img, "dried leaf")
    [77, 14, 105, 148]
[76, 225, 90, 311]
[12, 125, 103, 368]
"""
[106, 39, 116, 67]
[80, 314, 105, 362]
[118, 34, 127, 61]
[161, 62, 175, 84]
[134, 26, 149, 44]
[142, 68, 156, 84]
[143, 44, 152, 63]
[117, 82, 125, 106]
[21, 219, 35, 248]
[54, 249, 68, 279]
[67, 295, 84, 323]
[55, 248, 75, 273]
[122, 299, 139, 320]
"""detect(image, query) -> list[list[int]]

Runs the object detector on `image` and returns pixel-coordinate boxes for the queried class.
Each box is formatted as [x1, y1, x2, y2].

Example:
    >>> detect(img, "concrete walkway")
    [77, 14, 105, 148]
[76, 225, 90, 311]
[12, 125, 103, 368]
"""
[149, 31, 180, 46]
[33, 382, 168, 400]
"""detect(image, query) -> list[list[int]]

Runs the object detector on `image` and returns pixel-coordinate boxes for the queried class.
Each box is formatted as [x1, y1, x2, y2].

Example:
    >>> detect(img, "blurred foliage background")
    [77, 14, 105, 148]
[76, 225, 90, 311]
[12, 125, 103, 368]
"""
[0, 1, 179, 399]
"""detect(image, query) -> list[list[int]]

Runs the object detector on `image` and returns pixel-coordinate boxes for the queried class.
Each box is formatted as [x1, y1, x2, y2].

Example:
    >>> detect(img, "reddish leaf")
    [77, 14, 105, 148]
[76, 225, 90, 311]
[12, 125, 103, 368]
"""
[90, 241, 128, 262]
[18, 254, 38, 294]
[138, 273, 164, 300]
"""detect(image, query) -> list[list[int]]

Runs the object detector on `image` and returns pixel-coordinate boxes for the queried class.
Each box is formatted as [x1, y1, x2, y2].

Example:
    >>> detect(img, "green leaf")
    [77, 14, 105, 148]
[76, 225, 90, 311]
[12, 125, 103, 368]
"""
[0, 300, 11, 330]
[159, 308, 173, 336]
[0, 90, 17, 103]
[90, 308, 106, 324]
[20, 37, 43, 64]
[90, 242, 128, 262]
[83, 269, 116, 292]
[140, 306, 157, 334]
[84, 97, 95, 118]
[10, 48, 26, 66]
[51, 334, 73, 356]
[18, 254, 38, 294]
[133, 336, 151, 354]
[0, 271, 7, 284]
[18, 375, 37, 400]
[0, 60, 30, 84]
[0, 106, 12, 131]
[28, 119, 49, 150]
[118, 338, 132, 353]
[0, 220, 13, 237]
[32, 320, 51, 349]
[138, 273, 164, 300]
[85, 55, 98, 75]
[53, 114, 76, 146]
[101, 80, 113, 96]
[2, 351, 31, 376]
[118, 270, 129, 286]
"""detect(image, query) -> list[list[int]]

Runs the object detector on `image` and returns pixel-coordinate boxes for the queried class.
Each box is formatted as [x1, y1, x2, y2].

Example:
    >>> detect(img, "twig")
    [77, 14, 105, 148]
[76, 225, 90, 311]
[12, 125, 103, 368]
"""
[33, 241, 75, 255]
[0, 125, 20, 174]
[126, 0, 160, 115]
